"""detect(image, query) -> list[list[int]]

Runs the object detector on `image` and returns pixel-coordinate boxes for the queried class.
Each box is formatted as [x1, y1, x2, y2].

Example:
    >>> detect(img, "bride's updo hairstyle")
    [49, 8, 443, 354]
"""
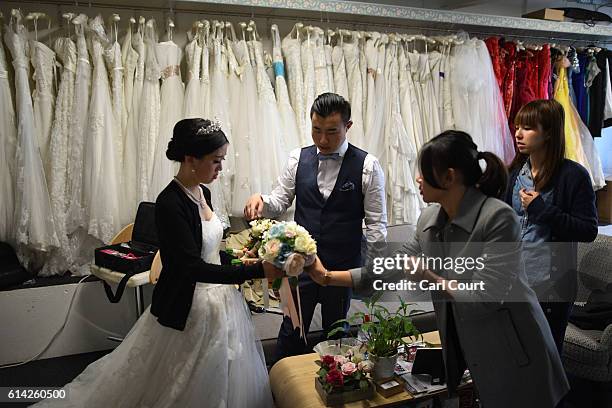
[166, 118, 229, 162]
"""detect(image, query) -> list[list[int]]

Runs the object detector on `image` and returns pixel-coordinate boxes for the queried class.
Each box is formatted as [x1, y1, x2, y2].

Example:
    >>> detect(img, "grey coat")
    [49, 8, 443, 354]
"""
[354, 187, 569, 408]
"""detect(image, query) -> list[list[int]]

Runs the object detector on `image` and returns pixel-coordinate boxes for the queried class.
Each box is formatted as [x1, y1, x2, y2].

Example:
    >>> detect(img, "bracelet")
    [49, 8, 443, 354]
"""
[323, 270, 332, 286]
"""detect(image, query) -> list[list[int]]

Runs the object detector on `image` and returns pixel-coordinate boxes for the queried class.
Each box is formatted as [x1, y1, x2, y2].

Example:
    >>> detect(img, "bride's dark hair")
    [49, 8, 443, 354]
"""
[166, 118, 229, 162]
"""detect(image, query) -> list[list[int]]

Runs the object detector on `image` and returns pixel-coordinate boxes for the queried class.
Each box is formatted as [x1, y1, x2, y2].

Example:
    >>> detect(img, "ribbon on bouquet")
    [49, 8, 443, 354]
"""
[279, 278, 306, 342]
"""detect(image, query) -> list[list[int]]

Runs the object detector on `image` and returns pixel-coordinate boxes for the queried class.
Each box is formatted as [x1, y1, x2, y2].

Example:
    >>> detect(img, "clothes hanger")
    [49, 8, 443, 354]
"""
[289, 22, 303, 41]
[326, 28, 335, 46]
[26, 12, 51, 43]
[61, 13, 75, 38]
[109, 14, 120, 44]
[166, 17, 175, 42]
[239, 21, 247, 42]
[248, 20, 260, 41]
[225, 21, 237, 42]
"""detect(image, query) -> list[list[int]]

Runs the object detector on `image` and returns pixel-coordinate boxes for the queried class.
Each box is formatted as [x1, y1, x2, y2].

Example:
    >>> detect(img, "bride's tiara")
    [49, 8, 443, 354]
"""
[196, 118, 223, 136]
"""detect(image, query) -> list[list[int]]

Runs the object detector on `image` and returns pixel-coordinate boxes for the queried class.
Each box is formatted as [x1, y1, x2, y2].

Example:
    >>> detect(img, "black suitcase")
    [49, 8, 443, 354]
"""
[94, 202, 158, 302]
[0, 242, 31, 290]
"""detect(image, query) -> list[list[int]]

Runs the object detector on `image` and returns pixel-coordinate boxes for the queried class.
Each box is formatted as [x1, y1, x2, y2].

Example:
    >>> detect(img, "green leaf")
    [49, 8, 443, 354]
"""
[359, 380, 369, 390]
[231, 259, 242, 265]
[327, 326, 347, 338]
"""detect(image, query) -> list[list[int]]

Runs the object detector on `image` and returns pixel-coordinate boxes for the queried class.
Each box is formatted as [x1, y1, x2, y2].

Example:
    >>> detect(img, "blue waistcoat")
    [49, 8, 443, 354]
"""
[294, 144, 366, 270]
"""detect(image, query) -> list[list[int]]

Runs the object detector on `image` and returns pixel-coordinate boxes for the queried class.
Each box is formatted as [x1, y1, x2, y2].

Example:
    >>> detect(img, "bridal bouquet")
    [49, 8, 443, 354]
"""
[256, 220, 317, 339]
[225, 219, 276, 262]
[258, 221, 317, 287]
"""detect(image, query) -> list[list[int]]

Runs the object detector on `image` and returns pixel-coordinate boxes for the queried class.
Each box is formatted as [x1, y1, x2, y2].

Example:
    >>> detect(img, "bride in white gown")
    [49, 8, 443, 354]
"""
[34, 118, 278, 408]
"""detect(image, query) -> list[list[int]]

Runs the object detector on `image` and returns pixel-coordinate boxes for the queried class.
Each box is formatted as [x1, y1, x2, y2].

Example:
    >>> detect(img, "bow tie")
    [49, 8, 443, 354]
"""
[318, 153, 341, 161]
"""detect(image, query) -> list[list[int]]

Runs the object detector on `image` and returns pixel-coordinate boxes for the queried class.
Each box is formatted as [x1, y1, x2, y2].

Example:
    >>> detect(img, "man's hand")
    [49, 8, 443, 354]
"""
[519, 188, 540, 210]
[262, 261, 284, 281]
[305, 255, 327, 286]
[244, 194, 264, 220]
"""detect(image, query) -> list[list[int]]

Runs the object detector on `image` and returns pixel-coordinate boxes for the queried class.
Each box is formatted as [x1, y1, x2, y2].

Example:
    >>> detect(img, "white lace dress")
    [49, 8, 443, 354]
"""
[250, 39, 286, 192]
[301, 34, 316, 128]
[205, 35, 232, 227]
[82, 16, 121, 244]
[0, 33, 17, 242]
[5, 12, 59, 262]
[149, 41, 184, 200]
[104, 38, 125, 175]
[120, 25, 141, 225]
[312, 30, 329, 97]
[331, 41, 349, 101]
[281, 29, 308, 146]
[271, 25, 300, 153]
[65, 14, 90, 234]
[30, 39, 56, 173]
[34, 210, 274, 408]
[183, 35, 203, 118]
[342, 38, 365, 149]
[41, 37, 77, 276]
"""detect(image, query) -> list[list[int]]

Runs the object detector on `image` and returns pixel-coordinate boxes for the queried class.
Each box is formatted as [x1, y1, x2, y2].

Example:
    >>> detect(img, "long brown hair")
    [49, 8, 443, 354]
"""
[510, 99, 565, 191]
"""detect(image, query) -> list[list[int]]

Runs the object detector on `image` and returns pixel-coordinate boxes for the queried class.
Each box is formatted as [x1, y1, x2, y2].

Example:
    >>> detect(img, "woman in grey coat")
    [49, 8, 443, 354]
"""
[307, 130, 569, 408]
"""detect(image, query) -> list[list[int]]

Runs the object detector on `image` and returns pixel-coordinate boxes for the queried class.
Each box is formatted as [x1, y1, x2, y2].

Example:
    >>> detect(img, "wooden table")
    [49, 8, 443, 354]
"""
[270, 332, 445, 408]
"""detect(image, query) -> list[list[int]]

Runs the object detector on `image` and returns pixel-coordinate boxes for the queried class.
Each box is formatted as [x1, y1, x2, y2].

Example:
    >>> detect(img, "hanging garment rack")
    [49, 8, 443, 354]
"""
[4, 0, 612, 45]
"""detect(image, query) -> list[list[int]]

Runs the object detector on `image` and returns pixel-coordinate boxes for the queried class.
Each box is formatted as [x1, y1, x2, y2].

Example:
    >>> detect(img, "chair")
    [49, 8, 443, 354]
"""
[562, 234, 612, 382]
[90, 222, 162, 318]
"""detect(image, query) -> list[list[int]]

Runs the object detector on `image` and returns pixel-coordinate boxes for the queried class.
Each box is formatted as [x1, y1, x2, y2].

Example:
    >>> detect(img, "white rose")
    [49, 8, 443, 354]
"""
[284, 253, 305, 277]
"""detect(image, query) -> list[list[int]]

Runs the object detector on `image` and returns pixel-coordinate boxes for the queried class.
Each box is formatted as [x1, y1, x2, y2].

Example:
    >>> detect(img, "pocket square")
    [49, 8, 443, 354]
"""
[340, 181, 355, 192]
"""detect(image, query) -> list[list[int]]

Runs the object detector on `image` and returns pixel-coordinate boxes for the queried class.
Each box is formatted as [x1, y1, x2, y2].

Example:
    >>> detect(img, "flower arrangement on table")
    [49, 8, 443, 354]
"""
[316, 351, 374, 393]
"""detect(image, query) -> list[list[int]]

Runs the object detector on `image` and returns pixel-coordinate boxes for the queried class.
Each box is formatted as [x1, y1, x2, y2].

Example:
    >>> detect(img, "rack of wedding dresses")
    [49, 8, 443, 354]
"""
[0, 9, 606, 275]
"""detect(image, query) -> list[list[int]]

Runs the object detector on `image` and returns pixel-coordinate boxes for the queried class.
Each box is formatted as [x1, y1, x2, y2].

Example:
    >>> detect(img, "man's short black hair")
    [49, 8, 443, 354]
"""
[310, 92, 351, 124]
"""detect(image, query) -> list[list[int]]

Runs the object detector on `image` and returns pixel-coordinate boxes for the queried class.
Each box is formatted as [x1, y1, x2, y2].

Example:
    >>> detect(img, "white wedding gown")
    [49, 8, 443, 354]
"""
[0, 32, 16, 242]
[34, 211, 273, 408]
[282, 26, 308, 146]
[120, 23, 141, 225]
[183, 34, 203, 118]
[4, 11, 59, 265]
[342, 37, 365, 149]
[82, 16, 121, 244]
[149, 40, 184, 200]
[30, 38, 56, 174]
[41, 36, 77, 276]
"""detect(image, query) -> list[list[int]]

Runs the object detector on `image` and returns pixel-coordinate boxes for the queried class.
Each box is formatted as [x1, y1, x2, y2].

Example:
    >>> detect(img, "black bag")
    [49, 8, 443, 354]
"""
[0, 242, 32, 290]
[94, 202, 158, 302]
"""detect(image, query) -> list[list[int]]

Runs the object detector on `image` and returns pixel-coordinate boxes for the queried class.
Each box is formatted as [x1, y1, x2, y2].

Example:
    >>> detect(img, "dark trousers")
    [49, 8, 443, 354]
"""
[275, 277, 352, 361]
[540, 301, 574, 356]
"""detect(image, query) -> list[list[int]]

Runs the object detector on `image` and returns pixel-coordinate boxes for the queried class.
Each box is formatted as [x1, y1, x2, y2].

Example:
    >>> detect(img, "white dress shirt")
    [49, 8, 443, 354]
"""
[262, 139, 387, 243]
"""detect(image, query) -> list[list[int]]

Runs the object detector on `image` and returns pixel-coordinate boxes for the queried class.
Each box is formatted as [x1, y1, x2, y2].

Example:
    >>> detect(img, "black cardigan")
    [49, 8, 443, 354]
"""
[503, 159, 598, 301]
[151, 180, 264, 330]
[503, 159, 598, 243]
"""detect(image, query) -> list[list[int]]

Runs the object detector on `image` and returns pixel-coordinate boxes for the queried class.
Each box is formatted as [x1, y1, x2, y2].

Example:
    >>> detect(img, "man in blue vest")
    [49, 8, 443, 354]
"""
[244, 93, 387, 359]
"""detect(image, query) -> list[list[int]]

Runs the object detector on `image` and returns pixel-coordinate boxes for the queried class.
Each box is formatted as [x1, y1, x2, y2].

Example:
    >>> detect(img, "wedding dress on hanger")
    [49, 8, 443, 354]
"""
[183, 26, 203, 118]
[384, 38, 420, 225]
[149, 24, 184, 200]
[200, 21, 211, 119]
[4, 10, 58, 267]
[65, 14, 90, 236]
[282, 23, 308, 146]
[0, 25, 17, 242]
[205, 22, 232, 227]
[312, 27, 330, 97]
[225, 23, 253, 216]
[82, 15, 121, 244]
[41, 31, 78, 276]
[104, 20, 125, 175]
[271, 24, 300, 154]
[364, 32, 379, 138]
[137, 19, 160, 202]
[342, 32, 365, 148]
[331, 31, 349, 101]
[301, 26, 316, 128]
[365, 34, 387, 161]
[120, 18, 140, 225]
[30, 21, 56, 174]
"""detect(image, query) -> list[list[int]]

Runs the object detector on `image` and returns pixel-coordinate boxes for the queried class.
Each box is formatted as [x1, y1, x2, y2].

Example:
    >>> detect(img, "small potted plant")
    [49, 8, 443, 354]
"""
[329, 293, 422, 380]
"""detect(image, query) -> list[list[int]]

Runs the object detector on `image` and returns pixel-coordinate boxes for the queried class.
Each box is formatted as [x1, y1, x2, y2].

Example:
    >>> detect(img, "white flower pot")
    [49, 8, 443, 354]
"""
[370, 353, 398, 380]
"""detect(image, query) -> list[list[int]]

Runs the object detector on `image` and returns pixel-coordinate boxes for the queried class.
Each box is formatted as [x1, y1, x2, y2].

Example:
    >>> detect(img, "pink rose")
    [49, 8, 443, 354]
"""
[263, 239, 281, 259]
[334, 355, 348, 365]
[284, 253, 305, 277]
[341, 362, 357, 376]
[358, 360, 374, 373]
